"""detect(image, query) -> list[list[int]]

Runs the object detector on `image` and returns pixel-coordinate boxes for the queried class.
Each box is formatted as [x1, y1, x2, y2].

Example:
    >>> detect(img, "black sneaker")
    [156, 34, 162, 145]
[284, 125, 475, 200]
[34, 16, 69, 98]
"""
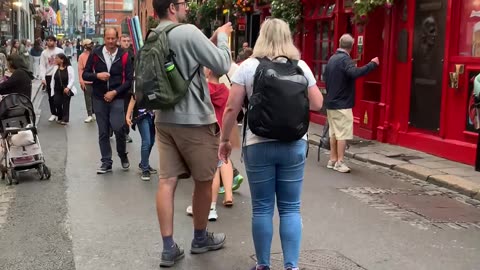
[96, 164, 112, 174]
[126, 134, 133, 143]
[141, 170, 151, 181]
[160, 243, 185, 267]
[138, 164, 157, 174]
[120, 154, 130, 170]
[190, 231, 226, 254]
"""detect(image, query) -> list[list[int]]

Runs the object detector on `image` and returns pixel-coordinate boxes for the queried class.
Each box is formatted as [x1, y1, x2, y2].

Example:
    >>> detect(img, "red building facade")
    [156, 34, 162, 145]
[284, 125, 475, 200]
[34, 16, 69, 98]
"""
[299, 0, 479, 166]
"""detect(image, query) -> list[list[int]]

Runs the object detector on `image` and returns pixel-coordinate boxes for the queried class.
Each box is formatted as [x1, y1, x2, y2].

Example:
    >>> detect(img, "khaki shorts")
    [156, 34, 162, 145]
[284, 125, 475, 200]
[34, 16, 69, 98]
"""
[327, 109, 353, 140]
[155, 123, 220, 181]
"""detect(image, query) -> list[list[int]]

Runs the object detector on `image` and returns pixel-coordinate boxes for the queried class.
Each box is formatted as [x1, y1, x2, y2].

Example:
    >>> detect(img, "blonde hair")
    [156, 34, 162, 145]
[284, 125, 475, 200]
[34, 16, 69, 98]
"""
[252, 18, 300, 60]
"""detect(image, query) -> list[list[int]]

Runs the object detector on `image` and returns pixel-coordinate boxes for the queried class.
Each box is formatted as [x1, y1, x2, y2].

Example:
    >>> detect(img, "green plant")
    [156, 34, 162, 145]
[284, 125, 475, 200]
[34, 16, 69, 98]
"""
[186, 1, 199, 25]
[353, 0, 394, 23]
[148, 16, 160, 29]
[197, 0, 218, 31]
[271, 0, 302, 32]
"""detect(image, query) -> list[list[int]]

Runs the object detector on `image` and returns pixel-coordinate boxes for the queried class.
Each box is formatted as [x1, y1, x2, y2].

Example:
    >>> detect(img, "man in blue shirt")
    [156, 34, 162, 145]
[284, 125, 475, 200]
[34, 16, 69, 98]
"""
[324, 34, 379, 173]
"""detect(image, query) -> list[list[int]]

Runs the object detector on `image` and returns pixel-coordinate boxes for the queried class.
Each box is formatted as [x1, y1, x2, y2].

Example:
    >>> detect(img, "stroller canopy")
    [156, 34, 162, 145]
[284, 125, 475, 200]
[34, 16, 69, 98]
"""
[0, 94, 35, 131]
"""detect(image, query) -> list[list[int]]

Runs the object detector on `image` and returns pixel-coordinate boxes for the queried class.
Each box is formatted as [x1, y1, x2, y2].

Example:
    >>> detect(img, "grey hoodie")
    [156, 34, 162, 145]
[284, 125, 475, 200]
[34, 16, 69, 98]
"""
[154, 21, 231, 125]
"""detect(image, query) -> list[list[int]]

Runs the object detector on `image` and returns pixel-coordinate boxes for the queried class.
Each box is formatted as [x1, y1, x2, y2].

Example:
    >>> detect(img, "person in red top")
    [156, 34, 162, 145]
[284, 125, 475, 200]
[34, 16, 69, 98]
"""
[185, 67, 237, 221]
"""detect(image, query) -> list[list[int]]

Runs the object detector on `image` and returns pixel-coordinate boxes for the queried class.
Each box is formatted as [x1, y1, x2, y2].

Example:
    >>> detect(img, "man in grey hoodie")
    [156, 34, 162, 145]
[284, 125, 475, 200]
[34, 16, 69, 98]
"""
[151, 0, 232, 267]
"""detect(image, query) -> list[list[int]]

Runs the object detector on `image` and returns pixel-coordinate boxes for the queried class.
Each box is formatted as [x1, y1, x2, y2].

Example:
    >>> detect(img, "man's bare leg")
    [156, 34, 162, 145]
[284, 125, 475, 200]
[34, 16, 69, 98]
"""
[192, 180, 213, 230]
[156, 176, 178, 237]
[337, 140, 347, 162]
[330, 136, 338, 162]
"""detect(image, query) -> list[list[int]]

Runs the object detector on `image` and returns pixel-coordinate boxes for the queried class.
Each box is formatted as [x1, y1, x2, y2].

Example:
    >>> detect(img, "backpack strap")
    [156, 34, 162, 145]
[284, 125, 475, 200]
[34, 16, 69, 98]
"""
[121, 52, 128, 84]
[92, 53, 99, 73]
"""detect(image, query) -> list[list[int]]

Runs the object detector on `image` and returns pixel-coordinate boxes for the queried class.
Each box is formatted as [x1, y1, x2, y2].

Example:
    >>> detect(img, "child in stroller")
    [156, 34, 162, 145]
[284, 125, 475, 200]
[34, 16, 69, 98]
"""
[0, 93, 50, 185]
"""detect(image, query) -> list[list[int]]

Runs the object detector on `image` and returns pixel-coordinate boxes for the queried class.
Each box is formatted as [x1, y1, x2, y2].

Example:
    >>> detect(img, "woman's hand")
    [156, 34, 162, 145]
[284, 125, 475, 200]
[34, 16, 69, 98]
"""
[126, 113, 133, 127]
[63, 87, 70, 94]
[218, 141, 232, 164]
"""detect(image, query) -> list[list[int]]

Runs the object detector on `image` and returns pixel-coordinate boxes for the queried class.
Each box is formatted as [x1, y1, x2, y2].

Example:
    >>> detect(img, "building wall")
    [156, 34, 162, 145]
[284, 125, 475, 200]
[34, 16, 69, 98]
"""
[96, 0, 134, 36]
[134, 0, 154, 39]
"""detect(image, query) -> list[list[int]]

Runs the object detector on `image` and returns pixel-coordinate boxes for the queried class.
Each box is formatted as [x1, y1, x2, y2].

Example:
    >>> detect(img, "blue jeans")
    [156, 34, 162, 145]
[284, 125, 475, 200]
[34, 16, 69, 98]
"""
[244, 140, 307, 269]
[92, 97, 127, 165]
[136, 114, 155, 171]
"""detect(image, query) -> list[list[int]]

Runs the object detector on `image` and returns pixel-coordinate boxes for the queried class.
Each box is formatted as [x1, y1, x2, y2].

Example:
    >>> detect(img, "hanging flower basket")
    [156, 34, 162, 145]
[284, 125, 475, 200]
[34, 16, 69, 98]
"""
[271, 0, 302, 32]
[232, 0, 254, 17]
[352, 0, 394, 24]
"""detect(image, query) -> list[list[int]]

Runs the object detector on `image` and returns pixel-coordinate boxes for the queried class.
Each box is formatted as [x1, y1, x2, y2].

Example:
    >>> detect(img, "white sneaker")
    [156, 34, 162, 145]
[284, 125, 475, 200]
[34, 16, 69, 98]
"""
[84, 116, 94, 123]
[186, 205, 193, 216]
[208, 208, 218, 221]
[327, 160, 336, 169]
[334, 161, 351, 173]
[48, 115, 57, 122]
[92, 114, 96, 120]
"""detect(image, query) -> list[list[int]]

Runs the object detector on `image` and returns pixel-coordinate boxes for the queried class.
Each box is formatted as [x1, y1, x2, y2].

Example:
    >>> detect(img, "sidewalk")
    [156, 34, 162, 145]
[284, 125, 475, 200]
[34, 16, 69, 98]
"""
[308, 123, 480, 200]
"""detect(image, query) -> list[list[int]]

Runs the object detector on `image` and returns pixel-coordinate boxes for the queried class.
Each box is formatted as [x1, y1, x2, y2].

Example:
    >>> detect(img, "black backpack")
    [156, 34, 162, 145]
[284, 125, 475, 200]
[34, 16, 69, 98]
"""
[243, 56, 310, 143]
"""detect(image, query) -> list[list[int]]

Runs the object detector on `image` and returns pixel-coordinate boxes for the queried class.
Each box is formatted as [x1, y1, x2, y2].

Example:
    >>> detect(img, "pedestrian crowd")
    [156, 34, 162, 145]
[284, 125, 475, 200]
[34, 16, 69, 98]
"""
[0, 0, 387, 269]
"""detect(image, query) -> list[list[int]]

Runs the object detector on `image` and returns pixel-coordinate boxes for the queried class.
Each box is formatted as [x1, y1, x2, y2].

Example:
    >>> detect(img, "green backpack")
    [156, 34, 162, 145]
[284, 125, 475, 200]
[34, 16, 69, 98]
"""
[135, 23, 202, 110]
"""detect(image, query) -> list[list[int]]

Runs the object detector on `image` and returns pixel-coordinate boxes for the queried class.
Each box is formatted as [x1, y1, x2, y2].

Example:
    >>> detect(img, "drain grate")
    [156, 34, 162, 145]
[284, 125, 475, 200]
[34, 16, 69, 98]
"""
[251, 249, 367, 270]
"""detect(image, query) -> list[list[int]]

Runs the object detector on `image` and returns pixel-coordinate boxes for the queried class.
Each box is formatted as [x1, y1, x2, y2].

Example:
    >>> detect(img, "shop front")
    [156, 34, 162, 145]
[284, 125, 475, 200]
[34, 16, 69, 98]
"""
[386, 0, 479, 165]
[301, 0, 478, 165]
[301, 0, 388, 141]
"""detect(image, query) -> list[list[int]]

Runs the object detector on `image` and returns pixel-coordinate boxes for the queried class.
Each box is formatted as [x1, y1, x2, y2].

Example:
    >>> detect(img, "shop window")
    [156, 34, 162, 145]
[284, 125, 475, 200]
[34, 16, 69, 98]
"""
[458, 1, 480, 56]
[312, 20, 335, 82]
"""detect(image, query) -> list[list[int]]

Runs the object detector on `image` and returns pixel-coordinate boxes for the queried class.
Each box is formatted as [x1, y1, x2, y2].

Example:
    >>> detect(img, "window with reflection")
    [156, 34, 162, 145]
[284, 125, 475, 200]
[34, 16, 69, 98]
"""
[312, 20, 334, 82]
[458, 1, 480, 56]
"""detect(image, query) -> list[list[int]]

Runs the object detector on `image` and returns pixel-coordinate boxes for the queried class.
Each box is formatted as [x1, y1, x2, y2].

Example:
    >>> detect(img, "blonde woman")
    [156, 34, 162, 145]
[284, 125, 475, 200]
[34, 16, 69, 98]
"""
[218, 19, 323, 270]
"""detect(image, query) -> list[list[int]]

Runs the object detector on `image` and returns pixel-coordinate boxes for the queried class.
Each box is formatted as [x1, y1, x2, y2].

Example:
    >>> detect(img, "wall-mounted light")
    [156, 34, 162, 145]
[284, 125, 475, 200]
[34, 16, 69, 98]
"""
[13, 1, 22, 7]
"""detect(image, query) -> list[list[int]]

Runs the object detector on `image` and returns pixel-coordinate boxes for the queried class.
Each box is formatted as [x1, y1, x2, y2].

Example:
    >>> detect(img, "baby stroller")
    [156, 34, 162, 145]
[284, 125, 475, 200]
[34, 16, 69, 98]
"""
[0, 94, 50, 185]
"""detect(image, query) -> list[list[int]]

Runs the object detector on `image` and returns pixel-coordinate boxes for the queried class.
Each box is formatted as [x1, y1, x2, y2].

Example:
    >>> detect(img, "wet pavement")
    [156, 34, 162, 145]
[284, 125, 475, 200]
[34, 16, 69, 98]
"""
[0, 75, 480, 270]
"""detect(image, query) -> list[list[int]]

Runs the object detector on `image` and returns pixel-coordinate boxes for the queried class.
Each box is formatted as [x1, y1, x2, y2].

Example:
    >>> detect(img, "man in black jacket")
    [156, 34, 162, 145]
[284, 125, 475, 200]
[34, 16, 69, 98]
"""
[324, 33, 379, 173]
[83, 28, 134, 174]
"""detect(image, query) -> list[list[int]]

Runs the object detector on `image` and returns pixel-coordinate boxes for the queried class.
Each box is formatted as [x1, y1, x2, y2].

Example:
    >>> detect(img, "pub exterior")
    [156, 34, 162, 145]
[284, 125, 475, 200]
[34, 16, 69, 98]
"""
[296, 0, 479, 165]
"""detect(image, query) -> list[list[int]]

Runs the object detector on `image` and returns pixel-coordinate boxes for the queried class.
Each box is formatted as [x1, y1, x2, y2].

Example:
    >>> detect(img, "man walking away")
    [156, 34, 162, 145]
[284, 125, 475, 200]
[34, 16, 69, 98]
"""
[82, 28, 133, 174]
[151, 0, 232, 267]
[78, 39, 95, 123]
[119, 34, 134, 143]
[40, 35, 64, 122]
[324, 33, 379, 173]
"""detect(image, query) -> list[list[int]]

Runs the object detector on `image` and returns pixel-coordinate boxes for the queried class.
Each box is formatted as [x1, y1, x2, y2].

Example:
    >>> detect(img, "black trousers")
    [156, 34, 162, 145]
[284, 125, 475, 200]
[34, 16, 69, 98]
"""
[54, 92, 71, 122]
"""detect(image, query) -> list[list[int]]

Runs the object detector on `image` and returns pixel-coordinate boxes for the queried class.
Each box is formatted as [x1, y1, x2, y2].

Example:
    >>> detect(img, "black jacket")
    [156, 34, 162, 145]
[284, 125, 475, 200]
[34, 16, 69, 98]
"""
[324, 50, 377, 110]
[82, 45, 133, 100]
[0, 56, 34, 98]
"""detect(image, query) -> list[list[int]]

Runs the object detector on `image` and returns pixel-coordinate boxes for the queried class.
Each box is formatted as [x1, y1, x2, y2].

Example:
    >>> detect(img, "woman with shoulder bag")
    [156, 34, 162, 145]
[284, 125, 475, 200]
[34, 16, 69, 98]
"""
[218, 19, 324, 270]
[50, 53, 77, 125]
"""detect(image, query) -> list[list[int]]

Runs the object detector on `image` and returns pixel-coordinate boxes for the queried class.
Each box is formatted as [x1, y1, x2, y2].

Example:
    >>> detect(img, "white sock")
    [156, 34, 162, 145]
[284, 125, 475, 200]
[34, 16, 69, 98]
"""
[210, 202, 216, 210]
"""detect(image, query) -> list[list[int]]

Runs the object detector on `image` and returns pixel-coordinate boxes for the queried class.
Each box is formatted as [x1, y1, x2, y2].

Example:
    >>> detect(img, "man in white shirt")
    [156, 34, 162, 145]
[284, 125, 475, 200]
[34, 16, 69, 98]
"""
[39, 36, 64, 122]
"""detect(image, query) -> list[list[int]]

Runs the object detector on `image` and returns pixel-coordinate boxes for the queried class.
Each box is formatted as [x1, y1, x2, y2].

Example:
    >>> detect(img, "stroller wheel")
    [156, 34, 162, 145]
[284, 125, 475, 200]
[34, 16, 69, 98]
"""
[11, 170, 18, 185]
[38, 165, 45, 180]
[43, 165, 51, 180]
[6, 170, 13, 186]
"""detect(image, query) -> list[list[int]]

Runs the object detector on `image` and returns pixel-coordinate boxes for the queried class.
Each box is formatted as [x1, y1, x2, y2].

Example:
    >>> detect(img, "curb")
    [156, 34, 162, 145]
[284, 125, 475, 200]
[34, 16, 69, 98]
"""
[308, 137, 480, 200]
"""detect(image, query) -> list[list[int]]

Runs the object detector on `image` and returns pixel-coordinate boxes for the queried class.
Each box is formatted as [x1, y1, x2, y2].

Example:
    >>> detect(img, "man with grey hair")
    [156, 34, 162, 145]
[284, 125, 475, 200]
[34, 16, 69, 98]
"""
[324, 33, 379, 173]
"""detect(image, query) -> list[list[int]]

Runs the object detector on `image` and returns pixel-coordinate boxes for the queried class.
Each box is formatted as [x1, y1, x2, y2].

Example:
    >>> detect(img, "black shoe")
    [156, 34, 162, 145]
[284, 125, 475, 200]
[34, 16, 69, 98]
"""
[141, 170, 151, 181]
[126, 134, 133, 143]
[190, 231, 226, 254]
[138, 164, 157, 174]
[160, 243, 185, 267]
[97, 164, 112, 174]
[120, 154, 130, 170]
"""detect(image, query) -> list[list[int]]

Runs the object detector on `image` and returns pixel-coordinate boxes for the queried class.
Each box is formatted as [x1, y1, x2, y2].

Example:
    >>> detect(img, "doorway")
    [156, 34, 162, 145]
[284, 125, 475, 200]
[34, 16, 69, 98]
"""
[409, 0, 447, 131]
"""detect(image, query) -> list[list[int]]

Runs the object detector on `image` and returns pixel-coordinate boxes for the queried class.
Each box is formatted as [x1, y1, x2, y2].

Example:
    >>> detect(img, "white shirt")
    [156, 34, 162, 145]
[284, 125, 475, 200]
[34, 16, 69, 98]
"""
[231, 57, 317, 146]
[102, 46, 118, 72]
